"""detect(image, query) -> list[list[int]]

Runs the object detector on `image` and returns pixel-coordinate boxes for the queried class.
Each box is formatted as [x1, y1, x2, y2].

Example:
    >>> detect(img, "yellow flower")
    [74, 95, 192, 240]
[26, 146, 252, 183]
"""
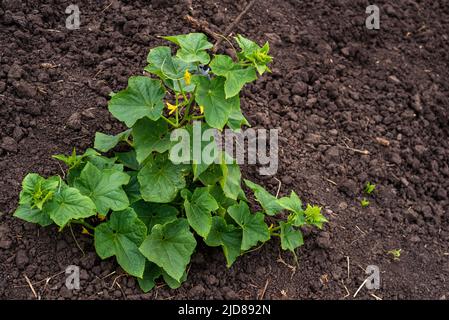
[199, 105, 204, 114]
[81, 227, 91, 235]
[167, 102, 178, 115]
[97, 214, 107, 221]
[184, 70, 191, 85]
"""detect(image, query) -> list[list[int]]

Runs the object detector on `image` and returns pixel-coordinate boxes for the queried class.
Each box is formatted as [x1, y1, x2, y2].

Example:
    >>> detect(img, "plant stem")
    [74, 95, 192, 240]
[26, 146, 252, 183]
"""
[161, 115, 178, 128]
[71, 219, 95, 231]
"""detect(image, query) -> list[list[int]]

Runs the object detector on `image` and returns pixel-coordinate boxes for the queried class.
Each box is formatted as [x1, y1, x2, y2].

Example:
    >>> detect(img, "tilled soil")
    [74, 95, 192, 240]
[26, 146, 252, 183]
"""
[0, 0, 448, 300]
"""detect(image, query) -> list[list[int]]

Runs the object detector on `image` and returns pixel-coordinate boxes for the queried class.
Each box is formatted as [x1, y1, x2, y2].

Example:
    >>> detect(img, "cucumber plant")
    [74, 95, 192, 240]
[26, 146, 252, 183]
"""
[13, 33, 327, 292]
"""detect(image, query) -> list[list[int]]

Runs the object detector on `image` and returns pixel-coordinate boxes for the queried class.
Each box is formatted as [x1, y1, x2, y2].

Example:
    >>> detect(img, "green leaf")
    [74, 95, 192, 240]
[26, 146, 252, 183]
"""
[227, 95, 250, 131]
[45, 187, 97, 227]
[277, 191, 303, 213]
[18, 173, 60, 210]
[94, 129, 131, 153]
[52, 148, 83, 169]
[132, 117, 172, 164]
[235, 34, 272, 75]
[123, 171, 142, 204]
[108, 76, 165, 127]
[193, 76, 234, 130]
[169, 122, 218, 180]
[277, 191, 305, 227]
[304, 204, 328, 229]
[138, 153, 186, 203]
[244, 180, 283, 216]
[14, 204, 53, 227]
[205, 216, 242, 267]
[84, 151, 123, 171]
[181, 188, 218, 238]
[162, 270, 187, 289]
[210, 55, 257, 98]
[145, 46, 192, 81]
[139, 218, 196, 281]
[280, 221, 303, 252]
[198, 164, 222, 186]
[207, 184, 237, 212]
[74, 162, 130, 215]
[94, 208, 147, 278]
[138, 261, 162, 292]
[131, 200, 178, 232]
[219, 156, 246, 201]
[227, 202, 270, 251]
[116, 150, 140, 171]
[164, 33, 213, 65]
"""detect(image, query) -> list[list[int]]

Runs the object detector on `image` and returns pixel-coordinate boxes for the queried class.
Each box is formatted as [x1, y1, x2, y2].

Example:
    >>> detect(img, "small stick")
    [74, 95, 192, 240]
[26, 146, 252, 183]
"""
[346, 256, 350, 279]
[212, 0, 257, 53]
[101, 271, 116, 280]
[69, 224, 85, 256]
[24, 274, 38, 299]
[274, 177, 282, 198]
[355, 225, 367, 235]
[340, 142, 370, 155]
[258, 279, 270, 300]
[184, 15, 221, 42]
[325, 178, 337, 186]
[101, 2, 113, 13]
[353, 278, 368, 298]
[375, 137, 390, 147]
[342, 282, 350, 299]
[370, 293, 382, 300]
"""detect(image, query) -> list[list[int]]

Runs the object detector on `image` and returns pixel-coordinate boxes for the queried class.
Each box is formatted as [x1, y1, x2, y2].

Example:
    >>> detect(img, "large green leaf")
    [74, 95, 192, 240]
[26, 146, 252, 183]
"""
[45, 187, 97, 227]
[205, 216, 242, 267]
[94, 209, 147, 278]
[280, 221, 304, 252]
[131, 200, 178, 232]
[94, 129, 131, 153]
[145, 46, 192, 81]
[193, 76, 234, 130]
[244, 179, 283, 216]
[13, 204, 53, 227]
[210, 55, 257, 98]
[132, 117, 172, 164]
[139, 218, 196, 282]
[108, 76, 165, 127]
[164, 33, 213, 65]
[74, 162, 130, 215]
[138, 154, 186, 203]
[227, 202, 270, 251]
[181, 188, 218, 238]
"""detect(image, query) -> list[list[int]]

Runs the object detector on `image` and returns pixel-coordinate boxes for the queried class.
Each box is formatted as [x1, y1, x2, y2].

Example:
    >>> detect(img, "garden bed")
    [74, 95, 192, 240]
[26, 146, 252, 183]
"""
[0, 0, 448, 299]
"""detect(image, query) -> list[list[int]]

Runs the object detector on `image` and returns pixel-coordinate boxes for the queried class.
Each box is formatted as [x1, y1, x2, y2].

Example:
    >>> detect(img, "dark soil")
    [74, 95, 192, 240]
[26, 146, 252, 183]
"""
[1, 0, 449, 300]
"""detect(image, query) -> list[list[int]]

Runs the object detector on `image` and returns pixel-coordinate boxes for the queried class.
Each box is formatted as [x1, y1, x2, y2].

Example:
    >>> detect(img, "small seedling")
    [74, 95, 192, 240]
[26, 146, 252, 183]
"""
[361, 198, 370, 207]
[387, 249, 402, 260]
[364, 182, 376, 195]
